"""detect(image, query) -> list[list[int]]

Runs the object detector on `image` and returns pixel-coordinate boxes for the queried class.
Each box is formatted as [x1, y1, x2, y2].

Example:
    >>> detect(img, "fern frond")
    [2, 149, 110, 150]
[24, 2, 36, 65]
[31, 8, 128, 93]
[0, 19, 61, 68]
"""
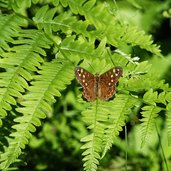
[60, 36, 97, 62]
[125, 61, 169, 93]
[0, 14, 25, 53]
[84, 3, 162, 57]
[158, 91, 167, 105]
[13, 1, 32, 12]
[140, 90, 163, 147]
[96, 3, 162, 57]
[0, 60, 74, 169]
[140, 105, 162, 147]
[33, 4, 110, 62]
[33, 5, 90, 36]
[59, 0, 96, 14]
[166, 102, 171, 145]
[166, 92, 171, 145]
[80, 94, 138, 170]
[143, 89, 158, 105]
[120, 25, 162, 57]
[0, 30, 52, 124]
[33, 3, 162, 58]
[101, 94, 139, 158]
[81, 100, 109, 171]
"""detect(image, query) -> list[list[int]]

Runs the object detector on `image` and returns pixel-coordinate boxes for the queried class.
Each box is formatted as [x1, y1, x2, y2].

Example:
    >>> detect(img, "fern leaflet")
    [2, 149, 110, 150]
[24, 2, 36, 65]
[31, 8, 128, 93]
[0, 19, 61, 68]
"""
[0, 60, 74, 169]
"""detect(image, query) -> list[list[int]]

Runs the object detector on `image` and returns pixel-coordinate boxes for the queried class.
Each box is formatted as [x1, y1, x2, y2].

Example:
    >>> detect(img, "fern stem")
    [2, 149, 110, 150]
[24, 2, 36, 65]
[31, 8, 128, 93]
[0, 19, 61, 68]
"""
[155, 122, 169, 171]
[124, 125, 128, 171]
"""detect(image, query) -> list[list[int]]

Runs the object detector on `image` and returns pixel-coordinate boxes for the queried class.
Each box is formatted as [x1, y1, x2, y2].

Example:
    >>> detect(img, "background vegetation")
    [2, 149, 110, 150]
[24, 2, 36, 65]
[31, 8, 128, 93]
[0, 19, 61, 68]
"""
[0, 0, 171, 171]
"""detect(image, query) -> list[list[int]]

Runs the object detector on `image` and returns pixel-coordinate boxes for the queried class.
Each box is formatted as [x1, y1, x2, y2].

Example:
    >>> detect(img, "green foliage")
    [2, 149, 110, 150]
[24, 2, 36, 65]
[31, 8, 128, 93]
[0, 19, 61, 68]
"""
[0, 0, 171, 170]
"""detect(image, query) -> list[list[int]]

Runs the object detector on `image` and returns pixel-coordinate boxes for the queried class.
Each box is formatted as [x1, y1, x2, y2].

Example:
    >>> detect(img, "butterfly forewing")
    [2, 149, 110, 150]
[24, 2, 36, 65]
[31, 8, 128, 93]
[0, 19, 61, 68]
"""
[98, 67, 123, 100]
[75, 67, 96, 101]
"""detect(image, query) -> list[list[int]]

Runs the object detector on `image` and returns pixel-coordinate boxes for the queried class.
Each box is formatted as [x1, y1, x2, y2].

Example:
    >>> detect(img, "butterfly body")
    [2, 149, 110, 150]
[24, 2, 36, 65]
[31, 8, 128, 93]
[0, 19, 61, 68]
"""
[75, 67, 123, 102]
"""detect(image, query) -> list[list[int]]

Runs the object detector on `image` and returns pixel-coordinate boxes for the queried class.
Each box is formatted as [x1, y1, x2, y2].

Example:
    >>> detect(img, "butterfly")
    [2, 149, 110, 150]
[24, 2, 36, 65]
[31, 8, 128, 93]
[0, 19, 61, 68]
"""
[75, 66, 123, 102]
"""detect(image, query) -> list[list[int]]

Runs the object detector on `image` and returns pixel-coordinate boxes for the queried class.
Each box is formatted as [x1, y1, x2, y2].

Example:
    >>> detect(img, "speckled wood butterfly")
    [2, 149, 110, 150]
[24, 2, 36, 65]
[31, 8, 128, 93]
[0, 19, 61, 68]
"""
[75, 67, 123, 102]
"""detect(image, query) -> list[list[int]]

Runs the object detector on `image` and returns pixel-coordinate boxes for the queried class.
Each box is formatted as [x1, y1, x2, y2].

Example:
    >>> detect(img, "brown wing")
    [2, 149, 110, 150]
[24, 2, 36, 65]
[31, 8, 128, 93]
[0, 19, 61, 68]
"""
[75, 67, 97, 102]
[98, 67, 123, 100]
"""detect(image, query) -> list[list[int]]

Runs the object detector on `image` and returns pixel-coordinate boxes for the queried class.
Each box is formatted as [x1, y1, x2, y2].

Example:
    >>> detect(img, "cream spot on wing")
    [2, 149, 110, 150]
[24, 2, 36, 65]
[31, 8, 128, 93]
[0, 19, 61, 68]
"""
[113, 69, 115, 72]
[83, 79, 85, 83]
[85, 83, 88, 86]
[81, 69, 83, 73]
[108, 82, 111, 86]
[115, 73, 119, 76]
[116, 68, 120, 72]
[111, 74, 113, 78]
[83, 75, 85, 78]
[111, 79, 114, 82]
[78, 73, 81, 77]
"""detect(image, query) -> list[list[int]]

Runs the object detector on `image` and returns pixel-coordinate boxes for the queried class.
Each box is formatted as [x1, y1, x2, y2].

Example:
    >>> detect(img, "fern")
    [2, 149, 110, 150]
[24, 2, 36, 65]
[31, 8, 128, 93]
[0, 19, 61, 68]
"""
[0, 14, 25, 53]
[0, 14, 74, 168]
[0, 29, 51, 122]
[0, 59, 74, 169]
[0, 0, 170, 170]
[140, 105, 161, 147]
[33, 3, 162, 58]
[166, 93, 171, 145]
[140, 89, 168, 147]
[81, 100, 109, 171]
[101, 94, 139, 158]
[81, 94, 138, 170]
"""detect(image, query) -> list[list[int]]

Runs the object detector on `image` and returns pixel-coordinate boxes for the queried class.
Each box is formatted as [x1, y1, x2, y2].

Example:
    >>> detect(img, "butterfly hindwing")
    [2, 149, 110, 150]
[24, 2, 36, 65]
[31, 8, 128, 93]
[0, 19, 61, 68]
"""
[98, 67, 123, 100]
[75, 67, 97, 101]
